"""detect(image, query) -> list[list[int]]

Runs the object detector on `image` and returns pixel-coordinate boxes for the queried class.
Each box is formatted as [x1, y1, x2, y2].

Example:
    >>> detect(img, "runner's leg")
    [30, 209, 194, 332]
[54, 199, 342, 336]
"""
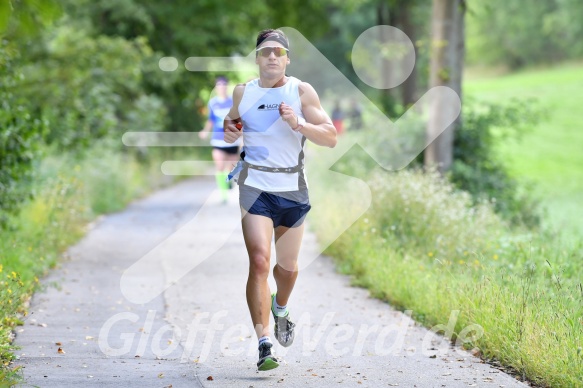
[212, 148, 230, 201]
[241, 211, 274, 339]
[273, 223, 304, 306]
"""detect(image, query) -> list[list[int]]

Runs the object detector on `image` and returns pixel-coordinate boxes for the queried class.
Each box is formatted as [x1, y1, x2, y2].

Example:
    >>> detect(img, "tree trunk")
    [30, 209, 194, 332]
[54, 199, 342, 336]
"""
[378, 1, 396, 114]
[424, 0, 465, 173]
[394, 0, 418, 107]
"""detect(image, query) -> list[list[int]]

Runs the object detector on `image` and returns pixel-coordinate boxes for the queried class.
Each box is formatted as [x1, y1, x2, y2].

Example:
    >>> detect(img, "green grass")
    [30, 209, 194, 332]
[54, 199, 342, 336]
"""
[309, 162, 583, 387]
[465, 63, 583, 243]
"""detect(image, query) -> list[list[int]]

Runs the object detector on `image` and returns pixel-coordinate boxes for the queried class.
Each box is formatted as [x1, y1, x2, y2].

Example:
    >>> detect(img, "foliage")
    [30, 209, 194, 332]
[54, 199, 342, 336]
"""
[309, 163, 583, 387]
[330, 97, 542, 228]
[65, 0, 339, 133]
[314, 0, 432, 115]
[0, 42, 43, 225]
[15, 24, 163, 150]
[1, 0, 167, 225]
[0, 0, 61, 37]
[83, 0, 154, 39]
[369, 168, 508, 257]
[450, 99, 545, 227]
[466, 0, 583, 68]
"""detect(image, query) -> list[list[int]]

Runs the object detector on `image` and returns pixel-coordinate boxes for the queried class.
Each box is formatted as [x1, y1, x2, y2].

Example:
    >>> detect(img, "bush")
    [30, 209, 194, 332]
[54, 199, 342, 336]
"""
[450, 98, 544, 228]
[18, 25, 158, 150]
[309, 164, 583, 387]
[0, 16, 167, 227]
[369, 168, 508, 259]
[0, 42, 44, 226]
[329, 98, 542, 228]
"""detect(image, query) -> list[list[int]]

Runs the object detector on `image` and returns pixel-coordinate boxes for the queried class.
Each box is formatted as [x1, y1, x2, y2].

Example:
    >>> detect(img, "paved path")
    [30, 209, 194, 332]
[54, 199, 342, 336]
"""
[14, 178, 527, 387]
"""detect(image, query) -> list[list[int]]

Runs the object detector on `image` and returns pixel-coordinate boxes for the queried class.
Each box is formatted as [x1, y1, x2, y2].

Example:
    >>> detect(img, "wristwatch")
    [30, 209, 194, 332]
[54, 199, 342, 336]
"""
[292, 116, 306, 131]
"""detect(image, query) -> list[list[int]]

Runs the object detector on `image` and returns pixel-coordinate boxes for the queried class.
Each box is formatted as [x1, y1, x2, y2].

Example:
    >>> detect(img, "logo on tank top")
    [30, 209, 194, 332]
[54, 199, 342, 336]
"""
[257, 103, 279, 111]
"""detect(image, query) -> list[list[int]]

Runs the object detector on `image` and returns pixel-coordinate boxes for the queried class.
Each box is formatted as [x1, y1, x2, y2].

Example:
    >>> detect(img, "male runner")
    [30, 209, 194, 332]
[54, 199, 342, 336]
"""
[223, 29, 337, 370]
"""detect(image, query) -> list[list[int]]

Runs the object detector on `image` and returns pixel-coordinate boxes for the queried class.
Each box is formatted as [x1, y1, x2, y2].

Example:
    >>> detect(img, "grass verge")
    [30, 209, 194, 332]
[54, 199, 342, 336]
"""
[309, 160, 583, 387]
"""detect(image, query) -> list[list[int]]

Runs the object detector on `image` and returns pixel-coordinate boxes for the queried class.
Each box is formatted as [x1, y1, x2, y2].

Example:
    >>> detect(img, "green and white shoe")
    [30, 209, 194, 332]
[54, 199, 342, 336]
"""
[257, 342, 279, 371]
[271, 293, 296, 347]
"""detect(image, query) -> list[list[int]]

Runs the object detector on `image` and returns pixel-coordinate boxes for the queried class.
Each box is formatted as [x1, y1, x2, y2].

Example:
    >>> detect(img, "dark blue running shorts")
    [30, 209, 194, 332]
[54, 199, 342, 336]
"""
[239, 184, 311, 228]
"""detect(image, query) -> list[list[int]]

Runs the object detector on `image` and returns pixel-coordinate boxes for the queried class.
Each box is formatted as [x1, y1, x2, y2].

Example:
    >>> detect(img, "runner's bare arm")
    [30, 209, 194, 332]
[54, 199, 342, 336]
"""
[224, 83, 246, 144]
[297, 82, 337, 148]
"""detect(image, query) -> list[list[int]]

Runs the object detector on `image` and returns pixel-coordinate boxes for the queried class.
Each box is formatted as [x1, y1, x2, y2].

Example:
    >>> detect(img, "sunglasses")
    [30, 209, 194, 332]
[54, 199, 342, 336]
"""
[256, 46, 289, 58]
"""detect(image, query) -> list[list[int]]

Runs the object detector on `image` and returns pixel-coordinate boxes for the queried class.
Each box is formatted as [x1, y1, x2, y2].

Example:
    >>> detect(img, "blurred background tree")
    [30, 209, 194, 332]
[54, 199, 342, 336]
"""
[424, 0, 465, 173]
[466, 0, 583, 69]
[0, 0, 61, 225]
[2, 0, 583, 225]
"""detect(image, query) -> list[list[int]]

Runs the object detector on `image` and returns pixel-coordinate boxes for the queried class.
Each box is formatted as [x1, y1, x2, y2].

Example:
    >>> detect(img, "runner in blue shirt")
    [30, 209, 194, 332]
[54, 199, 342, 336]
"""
[199, 76, 242, 202]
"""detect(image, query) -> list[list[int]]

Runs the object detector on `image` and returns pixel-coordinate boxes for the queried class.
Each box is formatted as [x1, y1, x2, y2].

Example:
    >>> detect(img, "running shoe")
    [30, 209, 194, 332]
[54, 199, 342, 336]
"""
[271, 293, 296, 347]
[257, 342, 279, 371]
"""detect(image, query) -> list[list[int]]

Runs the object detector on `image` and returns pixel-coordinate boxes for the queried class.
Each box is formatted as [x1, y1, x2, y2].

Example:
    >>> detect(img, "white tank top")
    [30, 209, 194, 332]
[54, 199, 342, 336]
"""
[238, 76, 307, 192]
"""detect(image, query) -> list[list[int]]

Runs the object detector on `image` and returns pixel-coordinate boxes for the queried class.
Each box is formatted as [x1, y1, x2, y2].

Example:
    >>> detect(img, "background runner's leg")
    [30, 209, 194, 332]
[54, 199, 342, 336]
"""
[213, 148, 232, 201]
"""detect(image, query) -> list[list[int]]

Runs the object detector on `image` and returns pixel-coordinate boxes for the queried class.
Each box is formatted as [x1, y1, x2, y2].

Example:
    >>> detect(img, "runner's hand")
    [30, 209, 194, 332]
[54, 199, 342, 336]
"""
[198, 130, 209, 140]
[279, 102, 299, 129]
[224, 120, 243, 143]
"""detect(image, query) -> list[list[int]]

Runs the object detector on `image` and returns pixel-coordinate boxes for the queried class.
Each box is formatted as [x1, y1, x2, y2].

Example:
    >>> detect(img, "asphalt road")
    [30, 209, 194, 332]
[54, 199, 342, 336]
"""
[13, 177, 527, 387]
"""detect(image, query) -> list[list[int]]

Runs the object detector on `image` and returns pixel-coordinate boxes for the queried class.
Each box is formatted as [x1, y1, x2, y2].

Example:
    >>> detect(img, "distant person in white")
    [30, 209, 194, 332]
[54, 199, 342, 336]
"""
[224, 29, 337, 371]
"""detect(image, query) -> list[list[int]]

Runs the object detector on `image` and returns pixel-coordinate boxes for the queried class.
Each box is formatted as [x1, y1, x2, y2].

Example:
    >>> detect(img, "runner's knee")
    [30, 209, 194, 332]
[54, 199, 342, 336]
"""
[249, 251, 270, 277]
[274, 262, 298, 276]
